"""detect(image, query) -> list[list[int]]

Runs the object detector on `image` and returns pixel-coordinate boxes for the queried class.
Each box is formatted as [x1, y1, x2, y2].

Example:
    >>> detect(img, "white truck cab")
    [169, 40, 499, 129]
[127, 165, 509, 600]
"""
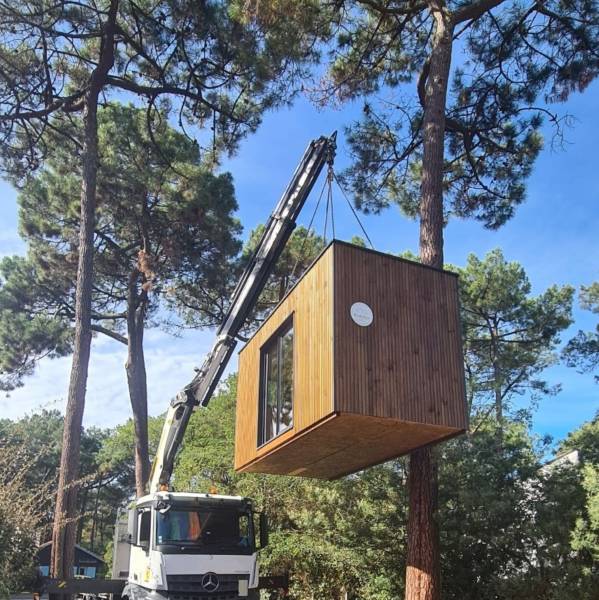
[114, 492, 267, 600]
[109, 134, 335, 600]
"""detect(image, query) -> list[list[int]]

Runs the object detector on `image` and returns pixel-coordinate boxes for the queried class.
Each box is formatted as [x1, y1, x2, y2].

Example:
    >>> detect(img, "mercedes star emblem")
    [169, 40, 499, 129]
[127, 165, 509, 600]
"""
[201, 572, 220, 592]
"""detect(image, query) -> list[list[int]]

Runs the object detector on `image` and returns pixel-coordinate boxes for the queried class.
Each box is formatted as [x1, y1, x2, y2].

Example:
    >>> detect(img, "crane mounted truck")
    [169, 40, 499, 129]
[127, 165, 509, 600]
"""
[109, 133, 337, 600]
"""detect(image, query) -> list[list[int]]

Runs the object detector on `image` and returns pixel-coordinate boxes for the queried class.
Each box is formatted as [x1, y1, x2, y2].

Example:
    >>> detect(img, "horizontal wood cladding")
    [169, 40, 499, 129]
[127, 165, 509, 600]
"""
[234, 246, 335, 471]
[234, 241, 468, 479]
[333, 242, 467, 430]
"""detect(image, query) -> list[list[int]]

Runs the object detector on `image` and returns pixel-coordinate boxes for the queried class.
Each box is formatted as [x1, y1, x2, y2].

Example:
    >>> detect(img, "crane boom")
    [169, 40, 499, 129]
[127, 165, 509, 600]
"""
[148, 132, 337, 492]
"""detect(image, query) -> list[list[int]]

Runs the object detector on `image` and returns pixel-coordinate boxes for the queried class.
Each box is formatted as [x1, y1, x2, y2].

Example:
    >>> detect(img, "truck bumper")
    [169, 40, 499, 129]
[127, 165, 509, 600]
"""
[122, 582, 258, 600]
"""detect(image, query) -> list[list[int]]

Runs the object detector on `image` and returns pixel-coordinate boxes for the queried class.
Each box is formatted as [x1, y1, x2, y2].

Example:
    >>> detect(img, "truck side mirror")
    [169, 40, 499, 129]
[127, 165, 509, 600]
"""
[127, 508, 138, 544]
[259, 513, 269, 549]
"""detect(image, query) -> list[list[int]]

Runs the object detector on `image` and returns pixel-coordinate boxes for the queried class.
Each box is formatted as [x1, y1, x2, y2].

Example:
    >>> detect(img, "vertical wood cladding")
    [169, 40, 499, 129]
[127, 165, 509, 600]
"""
[234, 247, 335, 471]
[333, 242, 467, 429]
[234, 241, 467, 479]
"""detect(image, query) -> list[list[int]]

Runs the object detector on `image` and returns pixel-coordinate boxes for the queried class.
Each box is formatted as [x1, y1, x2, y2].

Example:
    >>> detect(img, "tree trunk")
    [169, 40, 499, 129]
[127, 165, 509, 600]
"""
[99, 511, 105, 547]
[494, 362, 503, 421]
[50, 92, 98, 582]
[418, 7, 452, 270]
[50, 0, 118, 582]
[493, 358, 504, 446]
[125, 270, 150, 497]
[89, 478, 102, 552]
[406, 447, 440, 600]
[76, 486, 88, 544]
[492, 330, 503, 424]
[405, 4, 453, 600]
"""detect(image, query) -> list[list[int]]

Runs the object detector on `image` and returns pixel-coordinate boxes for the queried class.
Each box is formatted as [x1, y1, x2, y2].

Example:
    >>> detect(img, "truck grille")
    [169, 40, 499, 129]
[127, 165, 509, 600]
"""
[166, 573, 249, 600]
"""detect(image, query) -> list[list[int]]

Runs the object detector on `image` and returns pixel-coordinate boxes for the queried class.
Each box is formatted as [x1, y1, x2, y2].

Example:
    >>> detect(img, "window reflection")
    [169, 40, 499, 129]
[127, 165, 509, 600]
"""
[259, 319, 294, 445]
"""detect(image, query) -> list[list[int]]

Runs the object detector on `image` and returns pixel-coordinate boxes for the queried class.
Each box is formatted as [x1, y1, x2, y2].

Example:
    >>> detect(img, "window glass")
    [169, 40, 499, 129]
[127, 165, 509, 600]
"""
[280, 327, 294, 429]
[138, 510, 151, 545]
[264, 344, 278, 442]
[239, 514, 250, 538]
[238, 514, 251, 550]
[156, 508, 254, 553]
[259, 319, 293, 445]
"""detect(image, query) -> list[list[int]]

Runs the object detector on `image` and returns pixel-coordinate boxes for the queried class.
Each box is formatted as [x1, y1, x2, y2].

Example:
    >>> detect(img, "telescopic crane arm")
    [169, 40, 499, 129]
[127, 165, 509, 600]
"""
[148, 133, 337, 493]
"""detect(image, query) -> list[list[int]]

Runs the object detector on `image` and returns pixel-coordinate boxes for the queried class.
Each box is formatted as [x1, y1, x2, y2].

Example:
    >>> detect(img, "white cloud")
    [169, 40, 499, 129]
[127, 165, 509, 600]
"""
[0, 327, 239, 429]
[0, 228, 25, 258]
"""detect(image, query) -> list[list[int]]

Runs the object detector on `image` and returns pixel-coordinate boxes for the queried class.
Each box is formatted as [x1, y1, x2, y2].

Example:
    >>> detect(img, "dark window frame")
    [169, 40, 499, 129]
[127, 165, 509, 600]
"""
[258, 315, 294, 447]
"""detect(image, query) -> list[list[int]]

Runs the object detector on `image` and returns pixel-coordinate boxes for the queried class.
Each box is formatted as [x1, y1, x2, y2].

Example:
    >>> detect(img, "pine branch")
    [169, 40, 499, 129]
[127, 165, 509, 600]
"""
[105, 76, 245, 124]
[357, 0, 426, 16]
[90, 324, 127, 345]
[451, 0, 506, 25]
[0, 91, 85, 122]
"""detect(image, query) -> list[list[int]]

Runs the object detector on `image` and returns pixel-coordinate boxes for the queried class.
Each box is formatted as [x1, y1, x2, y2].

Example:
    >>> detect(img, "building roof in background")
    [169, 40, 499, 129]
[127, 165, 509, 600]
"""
[541, 449, 580, 474]
[37, 541, 105, 564]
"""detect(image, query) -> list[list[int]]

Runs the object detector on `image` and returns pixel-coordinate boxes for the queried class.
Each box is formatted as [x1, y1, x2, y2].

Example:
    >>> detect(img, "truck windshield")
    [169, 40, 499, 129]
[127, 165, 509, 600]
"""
[155, 507, 254, 554]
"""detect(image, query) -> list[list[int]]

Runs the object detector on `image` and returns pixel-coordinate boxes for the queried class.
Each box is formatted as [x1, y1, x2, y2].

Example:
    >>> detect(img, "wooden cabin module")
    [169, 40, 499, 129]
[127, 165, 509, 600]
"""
[234, 240, 468, 480]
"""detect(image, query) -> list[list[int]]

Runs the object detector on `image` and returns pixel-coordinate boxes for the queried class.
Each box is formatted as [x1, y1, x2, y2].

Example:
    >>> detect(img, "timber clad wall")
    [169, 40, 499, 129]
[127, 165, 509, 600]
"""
[234, 248, 335, 471]
[234, 241, 467, 480]
[333, 243, 466, 426]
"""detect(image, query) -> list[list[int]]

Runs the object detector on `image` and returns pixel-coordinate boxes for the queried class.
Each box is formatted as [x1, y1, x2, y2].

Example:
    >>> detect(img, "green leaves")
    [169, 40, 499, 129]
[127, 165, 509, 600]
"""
[1, 103, 244, 390]
[0, 0, 326, 180]
[572, 462, 599, 562]
[98, 415, 164, 491]
[167, 373, 599, 598]
[0, 255, 72, 391]
[0, 438, 49, 596]
[326, 0, 599, 229]
[1, 393, 596, 596]
[239, 225, 326, 331]
[457, 249, 574, 422]
[173, 376, 407, 598]
[0, 410, 127, 589]
[561, 418, 599, 466]
[563, 282, 599, 381]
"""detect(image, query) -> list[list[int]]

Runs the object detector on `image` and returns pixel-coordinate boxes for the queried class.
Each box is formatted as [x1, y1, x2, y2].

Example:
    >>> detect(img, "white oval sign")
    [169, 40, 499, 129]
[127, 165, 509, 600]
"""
[350, 302, 374, 327]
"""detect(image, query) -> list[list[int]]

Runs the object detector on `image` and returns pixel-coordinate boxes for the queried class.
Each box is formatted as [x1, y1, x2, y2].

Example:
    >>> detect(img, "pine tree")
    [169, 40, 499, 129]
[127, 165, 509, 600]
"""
[457, 249, 574, 426]
[563, 282, 599, 382]
[314, 1, 599, 596]
[0, 0, 321, 577]
[1, 103, 242, 498]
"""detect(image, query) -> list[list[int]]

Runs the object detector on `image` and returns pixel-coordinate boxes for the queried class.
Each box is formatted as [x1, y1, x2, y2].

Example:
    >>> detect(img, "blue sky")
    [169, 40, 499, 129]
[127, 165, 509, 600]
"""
[0, 78, 596, 446]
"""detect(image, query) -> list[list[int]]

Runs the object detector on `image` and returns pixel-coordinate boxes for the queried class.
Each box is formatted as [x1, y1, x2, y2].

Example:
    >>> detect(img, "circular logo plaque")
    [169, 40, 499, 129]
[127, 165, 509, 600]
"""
[350, 302, 374, 327]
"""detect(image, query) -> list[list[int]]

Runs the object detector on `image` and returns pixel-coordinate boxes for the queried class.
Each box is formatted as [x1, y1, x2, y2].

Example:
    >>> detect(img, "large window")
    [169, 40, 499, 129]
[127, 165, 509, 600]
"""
[258, 318, 294, 445]
[155, 508, 254, 555]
